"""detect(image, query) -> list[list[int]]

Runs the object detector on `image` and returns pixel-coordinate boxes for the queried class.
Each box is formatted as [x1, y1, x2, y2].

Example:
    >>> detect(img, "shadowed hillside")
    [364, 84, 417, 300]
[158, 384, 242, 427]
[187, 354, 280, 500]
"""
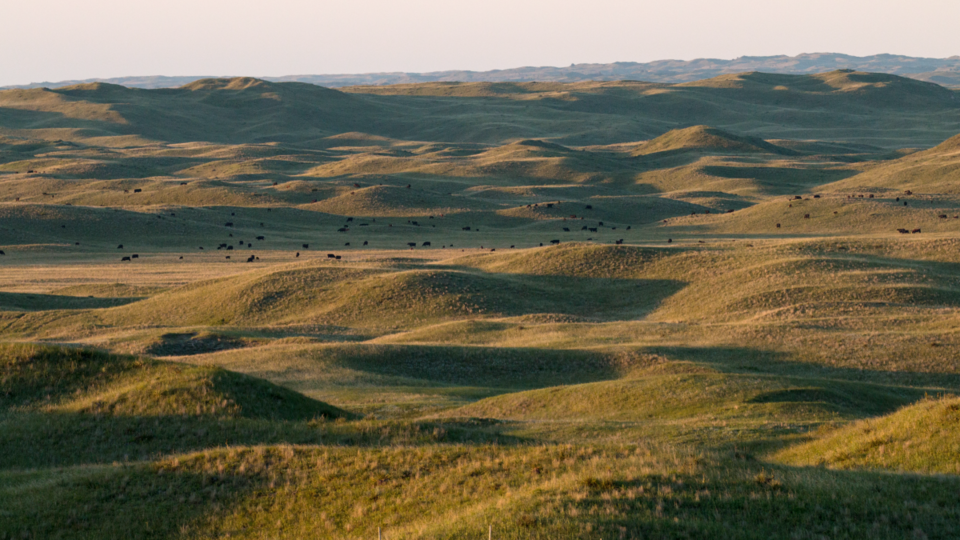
[3, 69, 960, 539]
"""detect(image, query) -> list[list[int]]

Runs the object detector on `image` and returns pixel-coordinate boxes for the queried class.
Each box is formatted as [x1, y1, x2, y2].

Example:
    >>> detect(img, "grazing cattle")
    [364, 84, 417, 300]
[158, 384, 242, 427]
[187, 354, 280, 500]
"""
[302, 244, 309, 249]
[814, 194, 821, 199]
[328, 254, 336, 258]
[905, 190, 913, 195]
[550, 239, 560, 244]
[407, 242, 416, 247]
[776, 223, 781, 228]
[626, 226, 631, 230]
[897, 228, 909, 234]
[598, 222, 604, 226]
[199, 247, 204, 250]
[510, 245, 515, 248]
[869, 194, 874, 198]
[180, 182, 187, 186]
[896, 197, 900, 201]
[346, 217, 354, 222]
[588, 227, 598, 232]
[227, 246, 233, 250]
[490, 248, 495, 252]
[804, 214, 810, 219]
[133, 189, 142, 193]
[794, 196, 802, 200]
[912, 229, 922, 234]
[335, 255, 341, 260]
[256, 236, 264, 240]
[585, 205, 592, 209]
[563, 227, 570, 232]
[225, 256, 231, 259]
[411, 221, 419, 226]
[546, 203, 554, 208]
[462, 227, 471, 231]
[246, 255, 255, 263]
[75, 242, 79, 246]
[363, 241, 368, 246]
[179, 256, 183, 260]
[117, 244, 123, 249]
[131, 254, 139, 259]
[406, 184, 411, 189]
[337, 228, 348, 232]
[296, 252, 300, 257]
[581, 226, 588, 230]
[423, 241, 431, 246]
[344, 242, 350, 246]
[904, 202, 908, 206]
[353, 183, 360, 188]
[667, 238, 672, 243]
[615, 239, 623, 245]
[225, 222, 234, 227]
[858, 195, 864, 198]
[121, 256, 130, 261]
[27, 170, 34, 173]
[727, 209, 734, 213]
[939, 215, 948, 219]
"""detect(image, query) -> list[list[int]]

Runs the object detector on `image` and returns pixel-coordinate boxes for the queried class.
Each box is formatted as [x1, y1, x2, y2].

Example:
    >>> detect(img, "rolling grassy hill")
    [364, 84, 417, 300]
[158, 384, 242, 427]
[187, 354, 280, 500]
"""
[1, 70, 960, 538]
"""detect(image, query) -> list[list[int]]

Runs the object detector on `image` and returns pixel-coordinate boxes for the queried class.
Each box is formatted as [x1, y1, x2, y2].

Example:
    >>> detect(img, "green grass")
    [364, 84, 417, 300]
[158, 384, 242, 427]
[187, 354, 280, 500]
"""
[1, 71, 960, 538]
[776, 395, 960, 474]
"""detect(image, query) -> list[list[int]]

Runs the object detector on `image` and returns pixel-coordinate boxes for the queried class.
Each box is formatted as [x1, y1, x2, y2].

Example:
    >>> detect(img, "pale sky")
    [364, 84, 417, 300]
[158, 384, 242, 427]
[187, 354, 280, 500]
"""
[2, 0, 959, 86]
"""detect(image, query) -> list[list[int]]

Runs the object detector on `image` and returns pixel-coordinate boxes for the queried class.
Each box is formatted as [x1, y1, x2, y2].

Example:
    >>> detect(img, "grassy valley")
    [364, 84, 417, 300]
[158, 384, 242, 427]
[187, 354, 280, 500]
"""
[1, 70, 960, 538]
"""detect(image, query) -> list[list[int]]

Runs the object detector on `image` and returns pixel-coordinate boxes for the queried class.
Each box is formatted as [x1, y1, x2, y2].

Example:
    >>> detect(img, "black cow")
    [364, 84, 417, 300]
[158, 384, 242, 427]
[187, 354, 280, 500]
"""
[296, 252, 300, 257]
[804, 214, 810, 219]
[246, 255, 255, 262]
[338, 228, 348, 232]
[776, 223, 781, 228]
[897, 229, 909, 234]
[794, 196, 802, 200]
[134, 189, 142, 193]
[346, 217, 354, 222]
[912, 229, 922, 234]
[363, 241, 368, 246]
[667, 239, 672, 243]
[939, 214, 948, 219]
[335, 256, 341, 260]
[462, 227, 471, 231]
[302, 244, 309, 249]
[588, 227, 598, 232]
[131, 254, 139, 259]
[814, 194, 821, 199]
[563, 227, 570, 232]
[225, 256, 231, 259]
[423, 241, 431, 246]
[344, 242, 350, 246]
[585, 205, 592, 209]
[328, 254, 336, 258]
[408, 242, 416, 247]
[225, 222, 234, 227]
[117, 244, 123, 249]
[227, 246, 233, 250]
[550, 239, 560, 245]
[0, 250, 5, 255]
[121, 256, 130, 261]
[256, 236, 264, 240]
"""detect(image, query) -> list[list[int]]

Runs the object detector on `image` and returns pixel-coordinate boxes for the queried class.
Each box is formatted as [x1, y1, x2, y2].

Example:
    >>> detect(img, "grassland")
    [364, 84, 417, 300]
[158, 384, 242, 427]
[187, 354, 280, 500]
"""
[1, 70, 960, 538]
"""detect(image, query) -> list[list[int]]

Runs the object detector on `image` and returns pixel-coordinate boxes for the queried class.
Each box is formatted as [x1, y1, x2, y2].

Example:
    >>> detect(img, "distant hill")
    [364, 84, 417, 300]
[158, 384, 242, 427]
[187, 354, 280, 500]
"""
[4, 53, 960, 90]
[1, 71, 958, 148]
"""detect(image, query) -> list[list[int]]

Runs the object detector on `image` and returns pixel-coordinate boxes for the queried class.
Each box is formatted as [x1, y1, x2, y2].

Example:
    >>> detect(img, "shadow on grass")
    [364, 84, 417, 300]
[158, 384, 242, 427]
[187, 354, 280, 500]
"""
[648, 344, 960, 390]
[0, 411, 527, 471]
[543, 459, 960, 540]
